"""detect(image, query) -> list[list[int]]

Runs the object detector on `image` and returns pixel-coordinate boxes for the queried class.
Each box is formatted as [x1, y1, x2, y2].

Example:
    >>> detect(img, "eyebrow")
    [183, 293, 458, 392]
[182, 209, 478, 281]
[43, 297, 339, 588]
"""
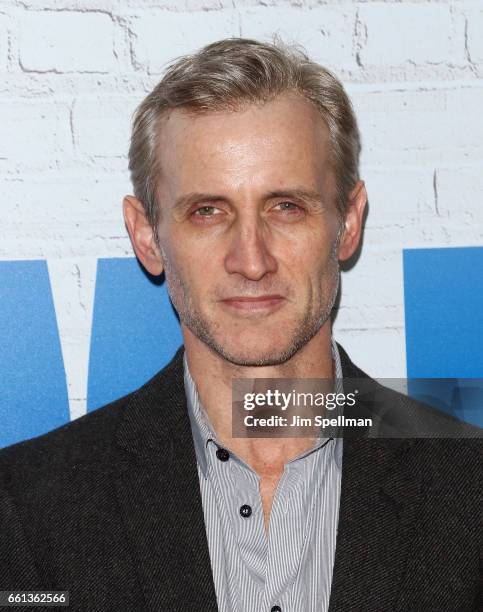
[265, 189, 324, 208]
[173, 192, 229, 212]
[173, 188, 325, 212]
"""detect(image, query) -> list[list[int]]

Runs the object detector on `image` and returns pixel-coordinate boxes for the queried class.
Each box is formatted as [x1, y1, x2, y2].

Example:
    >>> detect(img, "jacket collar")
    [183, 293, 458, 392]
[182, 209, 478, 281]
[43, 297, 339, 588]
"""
[330, 343, 423, 610]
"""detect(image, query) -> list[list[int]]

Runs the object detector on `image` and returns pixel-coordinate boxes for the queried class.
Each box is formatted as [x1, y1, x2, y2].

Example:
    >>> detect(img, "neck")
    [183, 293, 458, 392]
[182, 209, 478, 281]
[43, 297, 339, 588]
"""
[183, 322, 334, 472]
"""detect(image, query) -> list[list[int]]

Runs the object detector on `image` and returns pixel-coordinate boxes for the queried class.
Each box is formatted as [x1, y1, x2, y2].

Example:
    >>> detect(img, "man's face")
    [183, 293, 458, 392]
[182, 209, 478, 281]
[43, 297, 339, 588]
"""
[155, 93, 344, 366]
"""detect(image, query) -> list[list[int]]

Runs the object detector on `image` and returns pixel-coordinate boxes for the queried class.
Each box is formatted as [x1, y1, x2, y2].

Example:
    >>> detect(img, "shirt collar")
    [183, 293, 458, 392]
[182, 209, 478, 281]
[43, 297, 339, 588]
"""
[184, 337, 344, 478]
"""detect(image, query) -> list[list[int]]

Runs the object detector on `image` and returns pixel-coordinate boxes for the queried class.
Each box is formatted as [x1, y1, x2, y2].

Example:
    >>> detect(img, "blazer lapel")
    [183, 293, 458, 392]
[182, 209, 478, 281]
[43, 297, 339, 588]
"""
[328, 437, 423, 611]
[114, 348, 218, 611]
[329, 346, 424, 611]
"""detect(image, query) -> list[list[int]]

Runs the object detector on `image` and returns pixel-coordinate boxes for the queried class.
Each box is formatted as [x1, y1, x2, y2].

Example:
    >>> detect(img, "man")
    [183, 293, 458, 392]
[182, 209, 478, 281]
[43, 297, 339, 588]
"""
[0, 39, 480, 612]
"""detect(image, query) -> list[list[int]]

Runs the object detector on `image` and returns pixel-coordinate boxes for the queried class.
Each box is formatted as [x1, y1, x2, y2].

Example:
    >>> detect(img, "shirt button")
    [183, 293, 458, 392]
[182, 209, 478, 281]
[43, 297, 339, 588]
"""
[271, 606, 282, 612]
[216, 448, 230, 462]
[239, 504, 252, 518]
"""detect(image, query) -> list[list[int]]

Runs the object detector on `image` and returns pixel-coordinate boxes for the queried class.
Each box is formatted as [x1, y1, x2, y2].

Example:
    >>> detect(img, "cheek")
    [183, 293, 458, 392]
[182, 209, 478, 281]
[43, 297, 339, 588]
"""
[300, 246, 340, 301]
[160, 234, 192, 278]
[164, 247, 217, 302]
[285, 238, 337, 275]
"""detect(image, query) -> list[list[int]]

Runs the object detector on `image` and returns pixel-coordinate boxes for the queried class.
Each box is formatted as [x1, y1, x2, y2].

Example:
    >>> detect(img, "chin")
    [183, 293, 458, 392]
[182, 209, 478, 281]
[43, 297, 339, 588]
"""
[208, 335, 301, 367]
[184, 309, 321, 367]
[217, 350, 293, 367]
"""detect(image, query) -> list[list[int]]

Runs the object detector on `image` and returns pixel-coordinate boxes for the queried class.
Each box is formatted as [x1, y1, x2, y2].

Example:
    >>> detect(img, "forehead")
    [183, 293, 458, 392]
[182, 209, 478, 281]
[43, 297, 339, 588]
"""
[156, 93, 333, 197]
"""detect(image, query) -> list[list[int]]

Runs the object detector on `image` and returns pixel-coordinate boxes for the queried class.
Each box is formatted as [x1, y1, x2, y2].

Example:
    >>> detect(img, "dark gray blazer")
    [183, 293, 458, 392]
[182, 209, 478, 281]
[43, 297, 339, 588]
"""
[0, 345, 481, 611]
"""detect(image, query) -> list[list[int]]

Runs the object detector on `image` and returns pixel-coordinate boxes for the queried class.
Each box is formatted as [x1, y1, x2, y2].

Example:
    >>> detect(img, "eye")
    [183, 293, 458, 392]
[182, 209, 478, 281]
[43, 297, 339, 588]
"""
[192, 205, 221, 217]
[275, 201, 302, 212]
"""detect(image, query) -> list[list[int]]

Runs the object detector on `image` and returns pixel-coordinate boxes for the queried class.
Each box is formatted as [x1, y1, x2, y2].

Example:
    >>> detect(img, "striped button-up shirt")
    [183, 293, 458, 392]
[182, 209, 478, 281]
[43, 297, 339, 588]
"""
[184, 339, 343, 612]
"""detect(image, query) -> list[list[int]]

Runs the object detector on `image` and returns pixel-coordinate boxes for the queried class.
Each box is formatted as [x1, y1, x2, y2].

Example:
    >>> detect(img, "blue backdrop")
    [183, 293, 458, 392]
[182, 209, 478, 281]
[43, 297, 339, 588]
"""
[403, 246, 483, 428]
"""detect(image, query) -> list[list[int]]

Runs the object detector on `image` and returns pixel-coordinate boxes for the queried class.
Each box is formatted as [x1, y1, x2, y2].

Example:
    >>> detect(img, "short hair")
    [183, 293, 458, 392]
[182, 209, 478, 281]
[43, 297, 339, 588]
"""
[128, 38, 361, 241]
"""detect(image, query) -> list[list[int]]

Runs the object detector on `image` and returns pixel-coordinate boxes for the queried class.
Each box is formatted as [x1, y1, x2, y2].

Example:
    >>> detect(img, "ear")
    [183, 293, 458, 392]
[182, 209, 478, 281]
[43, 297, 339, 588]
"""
[123, 195, 164, 276]
[337, 180, 367, 262]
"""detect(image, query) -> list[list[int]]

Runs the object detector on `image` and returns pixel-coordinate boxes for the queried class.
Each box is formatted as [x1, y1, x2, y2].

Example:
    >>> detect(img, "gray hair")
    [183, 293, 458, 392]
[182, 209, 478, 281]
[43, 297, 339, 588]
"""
[128, 38, 361, 241]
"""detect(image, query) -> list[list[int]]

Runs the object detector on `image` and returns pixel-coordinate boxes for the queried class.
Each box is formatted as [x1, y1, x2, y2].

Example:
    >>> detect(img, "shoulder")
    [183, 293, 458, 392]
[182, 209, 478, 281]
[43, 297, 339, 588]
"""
[0, 394, 130, 498]
[369, 380, 481, 440]
[0, 346, 186, 497]
[336, 342, 481, 488]
[337, 341, 482, 439]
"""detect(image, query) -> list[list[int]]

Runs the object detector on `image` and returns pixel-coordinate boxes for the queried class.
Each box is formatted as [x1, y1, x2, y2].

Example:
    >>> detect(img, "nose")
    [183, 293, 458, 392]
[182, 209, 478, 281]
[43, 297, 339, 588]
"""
[224, 213, 277, 281]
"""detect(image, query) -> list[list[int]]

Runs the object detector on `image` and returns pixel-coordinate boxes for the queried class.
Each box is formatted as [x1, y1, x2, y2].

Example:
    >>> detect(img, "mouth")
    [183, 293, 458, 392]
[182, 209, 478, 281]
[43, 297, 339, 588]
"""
[219, 295, 286, 314]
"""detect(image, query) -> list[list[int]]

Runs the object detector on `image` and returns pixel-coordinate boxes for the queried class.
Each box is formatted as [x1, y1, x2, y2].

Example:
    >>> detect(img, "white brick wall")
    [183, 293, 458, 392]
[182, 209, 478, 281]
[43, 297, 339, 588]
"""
[466, 4, 483, 63]
[19, 11, 116, 73]
[2, 0, 482, 417]
[72, 96, 138, 158]
[239, 6, 358, 69]
[0, 14, 8, 72]
[0, 100, 72, 172]
[131, 9, 240, 73]
[358, 3, 464, 67]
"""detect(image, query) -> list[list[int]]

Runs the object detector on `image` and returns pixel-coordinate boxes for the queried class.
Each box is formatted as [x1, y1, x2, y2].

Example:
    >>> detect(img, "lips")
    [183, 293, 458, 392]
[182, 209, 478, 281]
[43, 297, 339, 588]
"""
[223, 295, 284, 302]
[220, 295, 286, 312]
